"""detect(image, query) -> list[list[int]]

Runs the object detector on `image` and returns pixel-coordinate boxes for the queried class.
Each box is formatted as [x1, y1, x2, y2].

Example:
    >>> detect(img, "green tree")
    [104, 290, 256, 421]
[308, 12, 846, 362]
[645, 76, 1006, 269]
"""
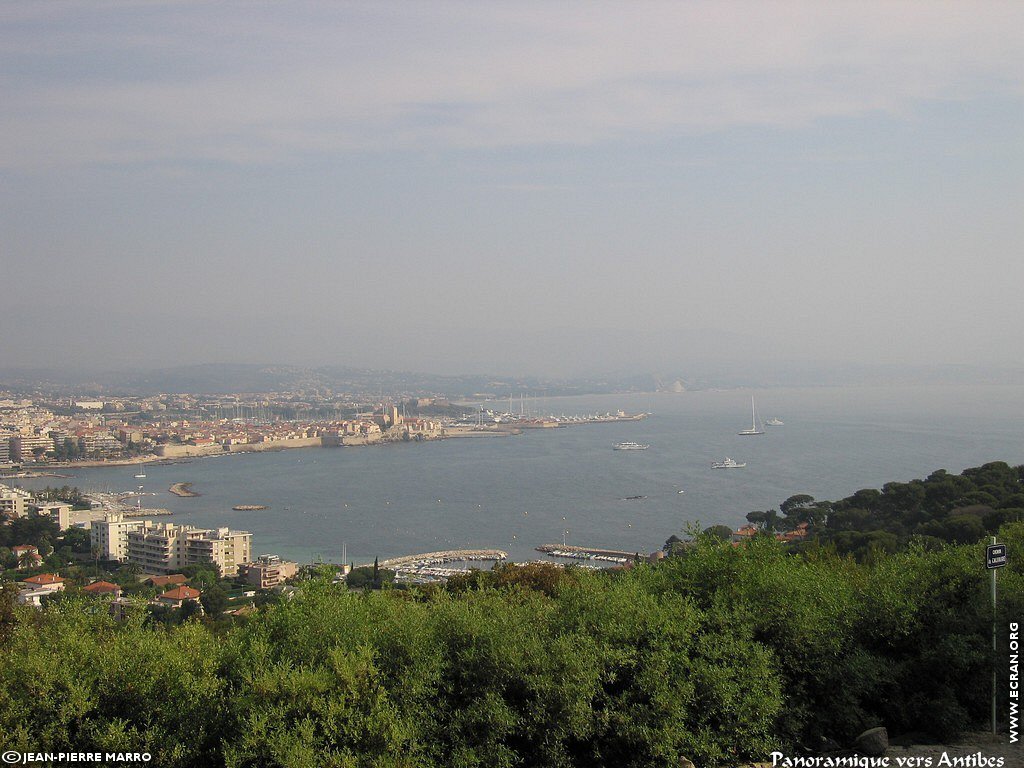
[200, 585, 229, 617]
[702, 524, 734, 541]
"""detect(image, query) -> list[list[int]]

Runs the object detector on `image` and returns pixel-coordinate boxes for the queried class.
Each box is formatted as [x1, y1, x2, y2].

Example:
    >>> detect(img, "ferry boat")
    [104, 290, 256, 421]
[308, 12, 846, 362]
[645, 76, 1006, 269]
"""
[613, 441, 649, 451]
[711, 457, 746, 469]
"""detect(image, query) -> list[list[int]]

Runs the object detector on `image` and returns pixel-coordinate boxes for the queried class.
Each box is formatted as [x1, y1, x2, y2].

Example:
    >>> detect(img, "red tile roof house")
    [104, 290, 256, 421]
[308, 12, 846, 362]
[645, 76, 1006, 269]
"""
[156, 586, 201, 609]
[17, 574, 66, 607]
[22, 573, 66, 591]
[82, 581, 123, 598]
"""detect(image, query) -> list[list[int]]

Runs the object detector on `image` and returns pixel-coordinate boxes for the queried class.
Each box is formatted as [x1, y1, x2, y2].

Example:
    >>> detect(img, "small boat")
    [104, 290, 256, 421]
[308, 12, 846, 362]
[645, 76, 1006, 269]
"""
[738, 396, 765, 435]
[133, 467, 147, 478]
[712, 457, 746, 469]
[765, 417, 784, 426]
[614, 441, 649, 451]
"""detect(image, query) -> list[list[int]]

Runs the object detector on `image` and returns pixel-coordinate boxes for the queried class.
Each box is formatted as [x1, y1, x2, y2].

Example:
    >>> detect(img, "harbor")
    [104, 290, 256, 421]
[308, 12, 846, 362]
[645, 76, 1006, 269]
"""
[378, 549, 509, 584]
[535, 544, 636, 564]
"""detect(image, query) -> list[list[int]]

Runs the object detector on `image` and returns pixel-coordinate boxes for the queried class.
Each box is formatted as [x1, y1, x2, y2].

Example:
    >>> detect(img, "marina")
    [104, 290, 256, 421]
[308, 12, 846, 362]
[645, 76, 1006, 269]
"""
[379, 549, 509, 583]
[536, 544, 636, 564]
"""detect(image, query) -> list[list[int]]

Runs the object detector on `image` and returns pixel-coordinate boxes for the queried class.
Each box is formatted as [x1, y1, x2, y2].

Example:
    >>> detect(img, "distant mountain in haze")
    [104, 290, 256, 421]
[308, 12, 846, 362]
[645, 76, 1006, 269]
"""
[0, 363, 660, 398]
[2, 359, 1023, 400]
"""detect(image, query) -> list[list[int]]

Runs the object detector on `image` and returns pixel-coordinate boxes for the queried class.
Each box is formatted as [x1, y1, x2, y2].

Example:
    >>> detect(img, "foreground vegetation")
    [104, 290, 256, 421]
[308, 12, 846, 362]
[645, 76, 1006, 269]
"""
[1, 521, 1021, 768]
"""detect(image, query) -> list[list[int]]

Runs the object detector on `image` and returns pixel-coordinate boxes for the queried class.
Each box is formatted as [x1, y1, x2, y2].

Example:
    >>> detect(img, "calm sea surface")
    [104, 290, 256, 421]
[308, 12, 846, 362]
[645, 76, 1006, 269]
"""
[11, 385, 1024, 565]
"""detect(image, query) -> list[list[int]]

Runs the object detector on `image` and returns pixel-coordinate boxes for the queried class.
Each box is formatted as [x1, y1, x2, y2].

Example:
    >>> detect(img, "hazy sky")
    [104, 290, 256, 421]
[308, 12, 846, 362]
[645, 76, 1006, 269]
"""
[3, 2, 1023, 377]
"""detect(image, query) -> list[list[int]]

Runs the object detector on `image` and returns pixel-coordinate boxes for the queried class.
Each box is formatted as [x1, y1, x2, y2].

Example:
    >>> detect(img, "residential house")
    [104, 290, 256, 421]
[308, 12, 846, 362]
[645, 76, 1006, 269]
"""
[156, 586, 201, 608]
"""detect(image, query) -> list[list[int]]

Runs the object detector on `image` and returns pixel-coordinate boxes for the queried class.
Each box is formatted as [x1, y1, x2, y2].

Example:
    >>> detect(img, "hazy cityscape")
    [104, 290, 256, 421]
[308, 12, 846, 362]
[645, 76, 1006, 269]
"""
[2, 3, 1022, 767]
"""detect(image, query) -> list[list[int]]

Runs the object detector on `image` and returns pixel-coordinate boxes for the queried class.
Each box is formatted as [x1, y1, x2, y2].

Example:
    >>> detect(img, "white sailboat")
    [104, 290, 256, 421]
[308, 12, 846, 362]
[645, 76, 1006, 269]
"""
[738, 396, 765, 435]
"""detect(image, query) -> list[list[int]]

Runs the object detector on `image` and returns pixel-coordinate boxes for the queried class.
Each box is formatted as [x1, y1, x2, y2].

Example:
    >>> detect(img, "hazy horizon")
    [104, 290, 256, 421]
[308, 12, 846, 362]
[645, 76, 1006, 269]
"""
[3, 3, 1023, 378]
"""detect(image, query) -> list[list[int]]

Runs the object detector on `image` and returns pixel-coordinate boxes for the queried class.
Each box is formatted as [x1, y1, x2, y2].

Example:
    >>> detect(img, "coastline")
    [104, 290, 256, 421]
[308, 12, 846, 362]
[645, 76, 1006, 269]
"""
[6, 426, 519, 473]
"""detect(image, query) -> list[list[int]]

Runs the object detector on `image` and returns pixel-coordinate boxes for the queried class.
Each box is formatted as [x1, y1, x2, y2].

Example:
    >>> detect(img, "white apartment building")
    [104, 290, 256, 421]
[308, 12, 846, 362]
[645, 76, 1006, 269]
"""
[91, 513, 146, 562]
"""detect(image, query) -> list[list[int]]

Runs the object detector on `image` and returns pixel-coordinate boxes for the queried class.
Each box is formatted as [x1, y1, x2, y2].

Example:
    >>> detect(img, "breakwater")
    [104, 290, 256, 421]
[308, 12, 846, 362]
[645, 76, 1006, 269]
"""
[124, 508, 173, 517]
[169, 482, 200, 497]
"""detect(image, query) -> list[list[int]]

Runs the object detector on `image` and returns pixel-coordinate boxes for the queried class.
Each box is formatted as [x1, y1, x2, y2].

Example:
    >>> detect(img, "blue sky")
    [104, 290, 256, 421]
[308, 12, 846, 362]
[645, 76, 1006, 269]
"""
[3, 2, 1023, 376]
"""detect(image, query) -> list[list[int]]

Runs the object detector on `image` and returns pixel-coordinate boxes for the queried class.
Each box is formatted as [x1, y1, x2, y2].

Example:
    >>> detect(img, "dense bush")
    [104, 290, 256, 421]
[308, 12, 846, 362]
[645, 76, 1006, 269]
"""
[0, 523, 1019, 767]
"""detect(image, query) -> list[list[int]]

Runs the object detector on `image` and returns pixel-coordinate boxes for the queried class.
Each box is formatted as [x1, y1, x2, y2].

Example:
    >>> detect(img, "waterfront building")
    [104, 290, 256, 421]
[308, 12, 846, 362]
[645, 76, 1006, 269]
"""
[90, 513, 146, 562]
[184, 526, 252, 577]
[78, 430, 123, 458]
[11, 433, 55, 462]
[240, 554, 298, 589]
[0, 484, 33, 518]
[127, 522, 252, 576]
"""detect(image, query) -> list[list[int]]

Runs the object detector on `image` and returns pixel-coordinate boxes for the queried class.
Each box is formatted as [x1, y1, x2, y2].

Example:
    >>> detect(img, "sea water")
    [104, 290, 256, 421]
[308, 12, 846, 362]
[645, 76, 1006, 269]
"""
[11, 384, 1024, 564]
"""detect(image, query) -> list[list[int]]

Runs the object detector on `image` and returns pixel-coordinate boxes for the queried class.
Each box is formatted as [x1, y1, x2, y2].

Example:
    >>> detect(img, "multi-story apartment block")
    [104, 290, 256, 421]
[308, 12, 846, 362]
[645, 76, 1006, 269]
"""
[91, 513, 146, 562]
[239, 554, 298, 589]
[128, 522, 188, 573]
[185, 527, 252, 577]
[79, 432, 123, 458]
[0, 484, 33, 518]
[127, 522, 252, 576]
[11, 433, 54, 462]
